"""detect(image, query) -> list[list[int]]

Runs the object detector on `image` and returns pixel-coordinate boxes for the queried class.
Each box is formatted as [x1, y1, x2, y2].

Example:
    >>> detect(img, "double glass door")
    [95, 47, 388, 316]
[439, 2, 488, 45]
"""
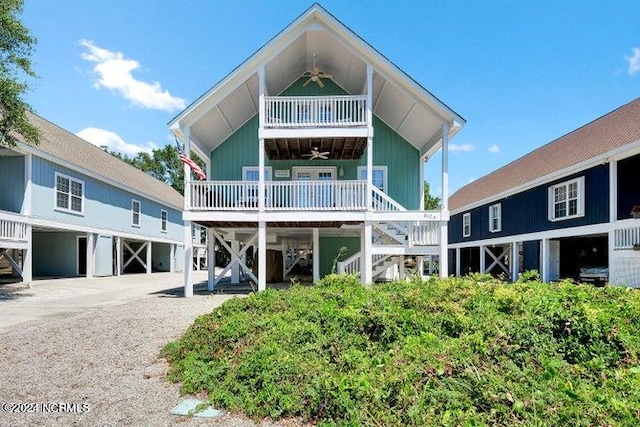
[293, 167, 335, 208]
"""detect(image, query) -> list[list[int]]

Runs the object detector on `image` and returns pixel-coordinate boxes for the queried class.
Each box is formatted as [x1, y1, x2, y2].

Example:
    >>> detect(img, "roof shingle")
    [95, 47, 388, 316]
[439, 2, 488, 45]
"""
[17, 113, 184, 210]
[449, 98, 640, 211]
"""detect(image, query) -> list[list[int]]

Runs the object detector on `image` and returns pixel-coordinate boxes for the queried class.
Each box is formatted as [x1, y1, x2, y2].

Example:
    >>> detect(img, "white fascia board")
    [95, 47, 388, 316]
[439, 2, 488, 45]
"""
[18, 143, 183, 211]
[371, 245, 440, 256]
[449, 222, 613, 250]
[259, 127, 369, 140]
[169, 9, 318, 129]
[366, 210, 448, 222]
[27, 215, 185, 245]
[0, 239, 28, 250]
[315, 9, 465, 126]
[451, 139, 640, 216]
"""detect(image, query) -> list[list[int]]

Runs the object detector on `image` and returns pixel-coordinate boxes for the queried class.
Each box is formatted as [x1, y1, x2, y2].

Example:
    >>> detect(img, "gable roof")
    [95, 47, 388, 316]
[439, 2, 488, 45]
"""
[449, 97, 640, 212]
[15, 112, 184, 210]
[169, 3, 464, 158]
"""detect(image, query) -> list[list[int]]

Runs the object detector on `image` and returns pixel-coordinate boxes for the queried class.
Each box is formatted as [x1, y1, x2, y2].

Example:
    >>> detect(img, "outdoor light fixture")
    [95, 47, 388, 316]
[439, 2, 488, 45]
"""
[339, 166, 344, 177]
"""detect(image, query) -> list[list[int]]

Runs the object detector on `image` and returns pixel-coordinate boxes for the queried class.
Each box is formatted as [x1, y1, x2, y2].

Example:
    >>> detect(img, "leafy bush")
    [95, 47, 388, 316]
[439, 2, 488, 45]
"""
[164, 275, 640, 426]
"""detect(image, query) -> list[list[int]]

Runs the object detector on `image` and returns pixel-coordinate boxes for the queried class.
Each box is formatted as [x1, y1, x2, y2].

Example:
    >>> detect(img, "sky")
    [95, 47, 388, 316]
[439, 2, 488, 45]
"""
[20, 0, 640, 198]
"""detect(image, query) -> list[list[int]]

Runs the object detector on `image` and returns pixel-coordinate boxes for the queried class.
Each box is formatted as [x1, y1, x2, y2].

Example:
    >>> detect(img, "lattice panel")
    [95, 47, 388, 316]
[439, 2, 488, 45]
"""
[610, 252, 640, 287]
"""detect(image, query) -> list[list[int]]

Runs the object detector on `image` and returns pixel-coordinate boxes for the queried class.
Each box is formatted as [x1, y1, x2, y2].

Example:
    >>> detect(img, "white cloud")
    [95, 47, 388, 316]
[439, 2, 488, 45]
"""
[628, 47, 640, 75]
[448, 143, 475, 153]
[79, 40, 186, 112]
[488, 144, 500, 153]
[77, 127, 157, 157]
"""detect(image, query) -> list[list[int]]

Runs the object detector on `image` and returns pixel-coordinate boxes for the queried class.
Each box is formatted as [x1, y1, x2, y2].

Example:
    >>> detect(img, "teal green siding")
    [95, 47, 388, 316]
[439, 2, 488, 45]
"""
[280, 77, 347, 96]
[210, 80, 420, 210]
[319, 236, 360, 277]
[360, 116, 420, 210]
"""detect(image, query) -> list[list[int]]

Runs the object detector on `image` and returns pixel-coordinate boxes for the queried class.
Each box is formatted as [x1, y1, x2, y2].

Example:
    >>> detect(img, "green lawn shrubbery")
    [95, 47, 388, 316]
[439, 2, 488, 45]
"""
[164, 275, 640, 426]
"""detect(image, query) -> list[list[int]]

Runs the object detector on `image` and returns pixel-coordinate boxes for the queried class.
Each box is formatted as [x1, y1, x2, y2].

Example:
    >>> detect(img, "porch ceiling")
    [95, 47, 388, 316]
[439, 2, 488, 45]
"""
[172, 5, 464, 160]
[265, 137, 366, 160]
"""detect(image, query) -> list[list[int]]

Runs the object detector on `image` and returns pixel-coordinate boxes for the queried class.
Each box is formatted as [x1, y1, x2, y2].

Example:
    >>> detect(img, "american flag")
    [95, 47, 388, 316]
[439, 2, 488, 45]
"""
[176, 139, 206, 180]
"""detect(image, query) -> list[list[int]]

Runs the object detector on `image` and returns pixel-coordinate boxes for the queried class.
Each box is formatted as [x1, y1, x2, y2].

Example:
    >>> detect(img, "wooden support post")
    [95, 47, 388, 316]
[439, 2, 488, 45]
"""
[184, 220, 193, 298]
[439, 122, 450, 279]
[115, 236, 122, 276]
[312, 228, 320, 283]
[455, 247, 461, 277]
[258, 221, 266, 291]
[23, 224, 32, 284]
[511, 242, 519, 282]
[86, 232, 94, 279]
[360, 222, 372, 285]
[146, 241, 152, 274]
[231, 236, 240, 284]
[207, 228, 215, 291]
[479, 245, 486, 273]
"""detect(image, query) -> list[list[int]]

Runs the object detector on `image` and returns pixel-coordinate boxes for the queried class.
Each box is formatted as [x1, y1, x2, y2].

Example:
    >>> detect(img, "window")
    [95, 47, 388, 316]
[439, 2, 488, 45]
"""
[357, 166, 388, 192]
[463, 213, 471, 237]
[55, 172, 84, 214]
[548, 177, 584, 221]
[242, 166, 272, 182]
[161, 210, 167, 232]
[132, 200, 141, 227]
[489, 203, 501, 232]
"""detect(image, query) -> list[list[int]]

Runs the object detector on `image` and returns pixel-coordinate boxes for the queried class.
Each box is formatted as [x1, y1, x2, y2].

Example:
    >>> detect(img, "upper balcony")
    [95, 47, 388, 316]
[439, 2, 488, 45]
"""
[264, 95, 367, 129]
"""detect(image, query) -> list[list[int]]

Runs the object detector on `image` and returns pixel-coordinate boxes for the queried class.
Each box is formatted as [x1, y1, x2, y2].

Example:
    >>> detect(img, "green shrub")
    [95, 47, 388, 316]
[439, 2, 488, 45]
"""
[164, 276, 640, 426]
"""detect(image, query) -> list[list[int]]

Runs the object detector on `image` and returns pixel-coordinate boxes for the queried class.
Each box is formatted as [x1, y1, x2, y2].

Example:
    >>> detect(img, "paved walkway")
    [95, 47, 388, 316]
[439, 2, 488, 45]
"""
[0, 271, 209, 335]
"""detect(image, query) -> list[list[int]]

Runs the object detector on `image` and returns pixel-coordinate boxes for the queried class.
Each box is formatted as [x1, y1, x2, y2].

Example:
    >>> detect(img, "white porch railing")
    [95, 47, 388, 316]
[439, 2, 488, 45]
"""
[337, 253, 389, 276]
[264, 95, 367, 128]
[371, 186, 405, 211]
[410, 221, 441, 246]
[265, 180, 367, 210]
[614, 220, 640, 250]
[189, 180, 369, 211]
[0, 211, 28, 242]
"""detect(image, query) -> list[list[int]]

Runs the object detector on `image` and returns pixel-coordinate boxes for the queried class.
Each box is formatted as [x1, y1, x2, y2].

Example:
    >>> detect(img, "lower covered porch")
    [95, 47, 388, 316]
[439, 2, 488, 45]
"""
[183, 216, 447, 297]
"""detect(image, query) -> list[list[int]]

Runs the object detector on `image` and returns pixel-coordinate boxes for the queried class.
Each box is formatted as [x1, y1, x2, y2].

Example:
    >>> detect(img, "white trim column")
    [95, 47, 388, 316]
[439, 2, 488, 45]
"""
[146, 240, 152, 274]
[439, 123, 450, 278]
[169, 243, 176, 273]
[182, 127, 191, 211]
[115, 236, 122, 275]
[22, 154, 32, 215]
[479, 245, 486, 273]
[258, 221, 266, 291]
[207, 228, 215, 291]
[360, 222, 372, 285]
[419, 158, 425, 210]
[455, 247, 461, 277]
[22, 225, 33, 284]
[230, 235, 240, 284]
[511, 242, 519, 282]
[366, 63, 374, 210]
[258, 65, 266, 212]
[86, 232, 94, 279]
[312, 228, 320, 283]
[184, 220, 193, 297]
[608, 159, 617, 273]
[541, 238, 549, 283]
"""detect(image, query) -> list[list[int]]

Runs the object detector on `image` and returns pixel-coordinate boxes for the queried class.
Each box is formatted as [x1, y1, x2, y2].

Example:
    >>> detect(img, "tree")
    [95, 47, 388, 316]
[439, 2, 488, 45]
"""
[0, 0, 39, 148]
[105, 145, 204, 195]
[424, 181, 441, 210]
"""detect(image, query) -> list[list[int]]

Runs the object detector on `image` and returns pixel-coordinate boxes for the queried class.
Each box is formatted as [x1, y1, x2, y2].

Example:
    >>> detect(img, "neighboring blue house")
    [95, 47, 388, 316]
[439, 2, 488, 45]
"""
[0, 112, 186, 283]
[448, 98, 640, 287]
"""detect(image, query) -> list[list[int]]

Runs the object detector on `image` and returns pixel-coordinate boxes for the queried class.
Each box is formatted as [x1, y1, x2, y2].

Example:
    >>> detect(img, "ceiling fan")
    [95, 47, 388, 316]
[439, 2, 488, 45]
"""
[302, 54, 332, 88]
[302, 147, 330, 160]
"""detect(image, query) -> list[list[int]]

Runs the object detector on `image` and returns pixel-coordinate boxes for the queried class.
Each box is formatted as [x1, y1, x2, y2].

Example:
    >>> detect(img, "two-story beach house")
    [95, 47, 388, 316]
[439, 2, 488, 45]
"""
[0, 113, 187, 283]
[170, 4, 465, 296]
[448, 98, 640, 287]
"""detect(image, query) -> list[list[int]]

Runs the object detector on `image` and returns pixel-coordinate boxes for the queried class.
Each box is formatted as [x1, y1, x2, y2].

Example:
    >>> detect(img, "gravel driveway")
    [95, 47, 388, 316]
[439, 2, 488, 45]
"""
[0, 277, 289, 426]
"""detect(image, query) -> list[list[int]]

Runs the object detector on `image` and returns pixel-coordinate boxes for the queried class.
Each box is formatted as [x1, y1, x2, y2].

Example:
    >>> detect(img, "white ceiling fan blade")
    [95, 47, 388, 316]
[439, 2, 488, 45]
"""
[303, 78, 313, 87]
[319, 73, 332, 79]
[317, 78, 325, 88]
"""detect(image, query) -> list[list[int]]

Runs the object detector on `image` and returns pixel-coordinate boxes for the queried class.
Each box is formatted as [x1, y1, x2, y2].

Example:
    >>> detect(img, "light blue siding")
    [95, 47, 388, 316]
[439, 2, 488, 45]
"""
[0, 155, 25, 213]
[95, 234, 113, 276]
[30, 157, 183, 241]
[33, 231, 79, 277]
